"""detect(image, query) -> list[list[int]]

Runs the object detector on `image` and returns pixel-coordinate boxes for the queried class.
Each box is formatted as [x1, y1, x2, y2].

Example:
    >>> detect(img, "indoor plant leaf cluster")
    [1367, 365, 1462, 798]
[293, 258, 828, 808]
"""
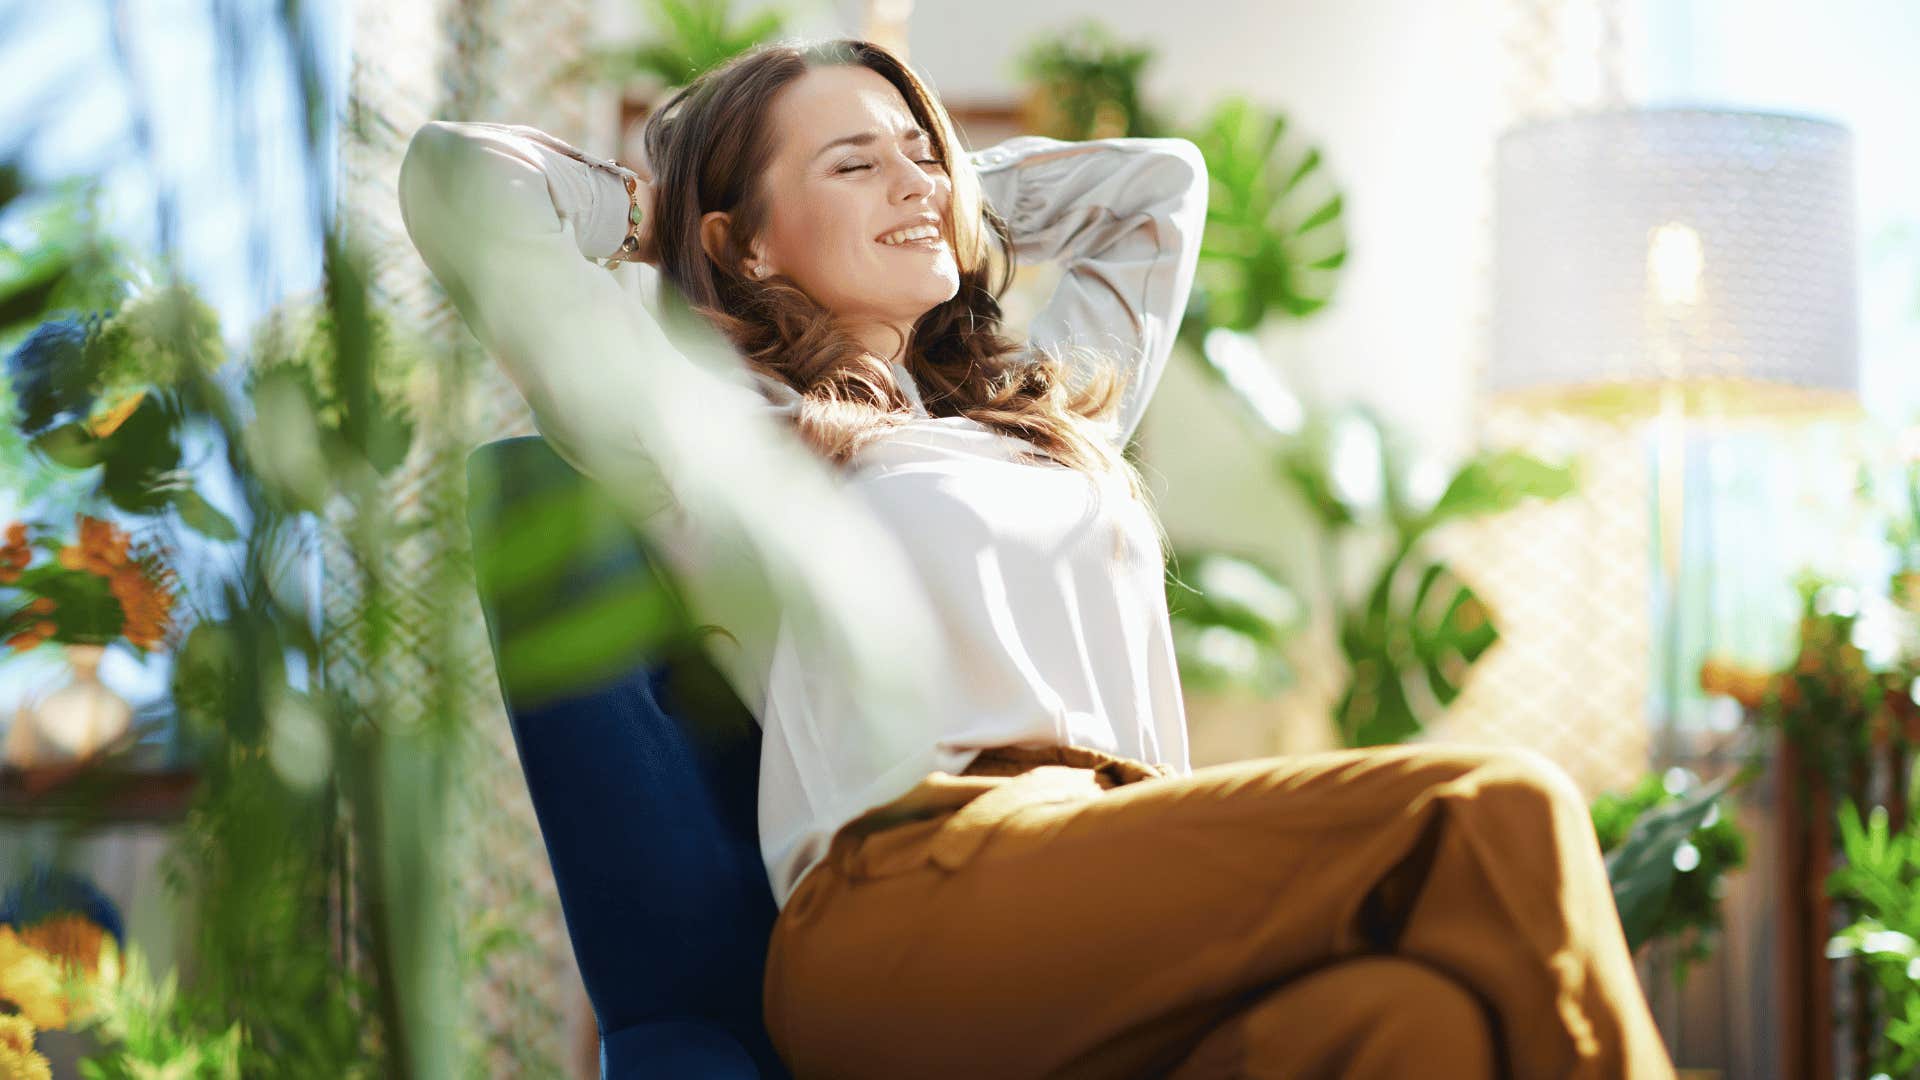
[1594, 767, 1754, 987]
[1012, 19, 1166, 141]
[561, 0, 788, 91]
[1826, 792, 1920, 1080]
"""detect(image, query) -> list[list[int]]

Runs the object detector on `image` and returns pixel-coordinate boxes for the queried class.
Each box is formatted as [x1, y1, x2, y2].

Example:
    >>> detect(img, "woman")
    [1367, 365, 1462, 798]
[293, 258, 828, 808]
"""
[398, 36, 1675, 1080]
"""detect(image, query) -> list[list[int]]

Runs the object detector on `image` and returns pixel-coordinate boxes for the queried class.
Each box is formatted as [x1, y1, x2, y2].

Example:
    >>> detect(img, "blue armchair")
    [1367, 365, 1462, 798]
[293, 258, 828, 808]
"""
[466, 435, 793, 1080]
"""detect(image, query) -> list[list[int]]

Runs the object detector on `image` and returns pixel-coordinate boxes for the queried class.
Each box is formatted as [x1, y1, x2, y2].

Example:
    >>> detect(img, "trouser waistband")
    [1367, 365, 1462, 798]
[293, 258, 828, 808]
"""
[960, 743, 1171, 788]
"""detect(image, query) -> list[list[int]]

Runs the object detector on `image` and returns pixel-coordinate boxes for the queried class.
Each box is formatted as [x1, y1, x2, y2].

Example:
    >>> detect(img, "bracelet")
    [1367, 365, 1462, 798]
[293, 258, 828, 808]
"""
[536, 133, 648, 268]
[605, 164, 647, 267]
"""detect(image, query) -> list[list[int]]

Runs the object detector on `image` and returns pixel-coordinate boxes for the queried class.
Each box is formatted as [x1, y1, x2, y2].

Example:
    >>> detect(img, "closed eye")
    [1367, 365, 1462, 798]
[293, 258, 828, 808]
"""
[836, 159, 946, 174]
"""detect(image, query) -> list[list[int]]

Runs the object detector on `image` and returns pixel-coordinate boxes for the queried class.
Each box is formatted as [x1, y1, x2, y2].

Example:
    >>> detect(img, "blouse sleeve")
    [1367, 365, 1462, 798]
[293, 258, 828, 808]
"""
[966, 134, 1209, 448]
[397, 120, 950, 724]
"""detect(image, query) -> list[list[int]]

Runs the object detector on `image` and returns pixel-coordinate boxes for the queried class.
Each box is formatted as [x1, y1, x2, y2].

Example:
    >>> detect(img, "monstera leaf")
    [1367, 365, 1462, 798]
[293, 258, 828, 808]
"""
[1181, 95, 1348, 336]
[1335, 551, 1498, 747]
[1312, 424, 1574, 747]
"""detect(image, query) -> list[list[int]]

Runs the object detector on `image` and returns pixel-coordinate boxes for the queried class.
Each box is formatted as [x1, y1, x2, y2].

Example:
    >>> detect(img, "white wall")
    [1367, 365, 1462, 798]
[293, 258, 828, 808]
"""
[903, 0, 1511, 566]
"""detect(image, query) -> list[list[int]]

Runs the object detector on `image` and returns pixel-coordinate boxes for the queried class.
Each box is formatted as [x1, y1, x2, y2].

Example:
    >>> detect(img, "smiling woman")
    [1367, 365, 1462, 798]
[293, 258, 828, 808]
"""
[397, 33, 1673, 1080]
[397, 35, 1209, 922]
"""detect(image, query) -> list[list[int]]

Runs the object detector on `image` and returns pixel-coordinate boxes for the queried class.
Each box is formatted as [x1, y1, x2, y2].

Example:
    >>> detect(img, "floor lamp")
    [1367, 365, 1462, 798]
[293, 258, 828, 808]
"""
[1489, 109, 1860, 1074]
[1487, 106, 1860, 772]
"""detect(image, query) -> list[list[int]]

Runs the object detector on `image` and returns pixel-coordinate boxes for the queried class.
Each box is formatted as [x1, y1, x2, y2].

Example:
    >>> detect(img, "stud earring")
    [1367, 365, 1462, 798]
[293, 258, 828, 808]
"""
[753, 265, 771, 279]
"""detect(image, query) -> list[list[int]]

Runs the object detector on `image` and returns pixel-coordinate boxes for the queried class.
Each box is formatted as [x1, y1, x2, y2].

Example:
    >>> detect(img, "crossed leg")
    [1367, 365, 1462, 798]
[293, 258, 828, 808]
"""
[1162, 956, 1497, 1079]
[763, 743, 1675, 1079]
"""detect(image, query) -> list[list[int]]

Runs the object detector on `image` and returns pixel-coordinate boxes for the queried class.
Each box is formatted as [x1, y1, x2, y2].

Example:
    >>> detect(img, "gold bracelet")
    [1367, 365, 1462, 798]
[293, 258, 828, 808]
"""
[609, 166, 646, 267]
[539, 136, 647, 268]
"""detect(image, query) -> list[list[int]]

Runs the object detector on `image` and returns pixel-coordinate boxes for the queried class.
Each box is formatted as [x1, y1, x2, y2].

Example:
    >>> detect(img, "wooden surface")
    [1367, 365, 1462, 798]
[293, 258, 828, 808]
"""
[0, 764, 198, 824]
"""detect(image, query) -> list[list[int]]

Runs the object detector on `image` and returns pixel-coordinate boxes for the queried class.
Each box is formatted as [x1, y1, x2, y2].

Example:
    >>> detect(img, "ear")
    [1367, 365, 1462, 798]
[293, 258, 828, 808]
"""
[699, 210, 765, 277]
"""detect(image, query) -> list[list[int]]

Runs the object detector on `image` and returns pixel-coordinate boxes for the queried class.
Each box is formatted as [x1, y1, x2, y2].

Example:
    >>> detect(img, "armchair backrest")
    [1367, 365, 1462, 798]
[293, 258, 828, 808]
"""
[465, 436, 788, 1079]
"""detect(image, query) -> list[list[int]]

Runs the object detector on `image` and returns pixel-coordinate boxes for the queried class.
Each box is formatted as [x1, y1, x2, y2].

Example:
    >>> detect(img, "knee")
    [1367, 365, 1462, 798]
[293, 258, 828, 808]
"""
[1441, 744, 1587, 812]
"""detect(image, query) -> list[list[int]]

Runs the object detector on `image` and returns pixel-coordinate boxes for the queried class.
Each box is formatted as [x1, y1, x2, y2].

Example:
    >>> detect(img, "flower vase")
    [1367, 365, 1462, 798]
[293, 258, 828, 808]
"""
[3, 644, 132, 768]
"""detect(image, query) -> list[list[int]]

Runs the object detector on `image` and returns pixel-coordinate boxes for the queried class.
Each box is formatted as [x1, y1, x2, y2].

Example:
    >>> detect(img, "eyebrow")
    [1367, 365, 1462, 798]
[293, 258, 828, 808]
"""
[812, 126, 932, 161]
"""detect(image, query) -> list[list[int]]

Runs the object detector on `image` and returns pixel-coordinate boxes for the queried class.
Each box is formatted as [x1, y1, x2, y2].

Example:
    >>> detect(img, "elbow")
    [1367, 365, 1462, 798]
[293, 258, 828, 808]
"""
[1159, 138, 1210, 221]
[397, 121, 460, 241]
[1142, 138, 1209, 249]
[1154, 136, 1208, 189]
[398, 120, 556, 261]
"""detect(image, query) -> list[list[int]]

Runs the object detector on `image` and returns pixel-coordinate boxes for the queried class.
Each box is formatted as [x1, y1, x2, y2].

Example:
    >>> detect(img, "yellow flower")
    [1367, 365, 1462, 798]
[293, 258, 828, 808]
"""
[0, 927, 69, 1031]
[0, 1013, 52, 1080]
[84, 389, 147, 439]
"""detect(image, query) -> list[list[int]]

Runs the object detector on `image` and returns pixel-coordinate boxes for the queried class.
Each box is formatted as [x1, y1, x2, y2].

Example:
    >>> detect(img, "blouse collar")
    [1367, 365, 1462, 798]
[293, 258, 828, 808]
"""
[890, 358, 931, 418]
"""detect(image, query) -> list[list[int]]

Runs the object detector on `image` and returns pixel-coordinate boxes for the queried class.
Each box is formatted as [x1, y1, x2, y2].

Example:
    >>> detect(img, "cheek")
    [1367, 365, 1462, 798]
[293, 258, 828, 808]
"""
[769, 200, 874, 288]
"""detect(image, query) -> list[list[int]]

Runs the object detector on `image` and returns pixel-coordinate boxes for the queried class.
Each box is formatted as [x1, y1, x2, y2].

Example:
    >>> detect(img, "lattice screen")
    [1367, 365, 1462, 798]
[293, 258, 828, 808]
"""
[1414, 0, 1654, 801]
[334, 0, 600, 1074]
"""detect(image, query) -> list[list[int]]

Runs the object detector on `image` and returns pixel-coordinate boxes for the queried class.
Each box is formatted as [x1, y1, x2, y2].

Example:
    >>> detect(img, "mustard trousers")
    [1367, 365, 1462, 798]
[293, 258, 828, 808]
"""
[763, 742, 1678, 1080]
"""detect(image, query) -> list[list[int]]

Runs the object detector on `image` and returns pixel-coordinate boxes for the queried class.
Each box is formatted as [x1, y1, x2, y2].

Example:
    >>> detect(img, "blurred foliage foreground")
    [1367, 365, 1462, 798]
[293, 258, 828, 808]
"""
[0, 32, 569, 1070]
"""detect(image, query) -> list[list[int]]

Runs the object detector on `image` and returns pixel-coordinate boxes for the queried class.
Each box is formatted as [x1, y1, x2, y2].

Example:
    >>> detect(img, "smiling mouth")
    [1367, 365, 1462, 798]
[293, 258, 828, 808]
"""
[877, 235, 949, 251]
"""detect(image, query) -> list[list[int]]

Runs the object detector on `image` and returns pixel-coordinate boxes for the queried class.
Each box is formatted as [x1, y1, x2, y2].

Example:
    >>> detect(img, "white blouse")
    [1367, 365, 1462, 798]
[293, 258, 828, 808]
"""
[397, 119, 1209, 909]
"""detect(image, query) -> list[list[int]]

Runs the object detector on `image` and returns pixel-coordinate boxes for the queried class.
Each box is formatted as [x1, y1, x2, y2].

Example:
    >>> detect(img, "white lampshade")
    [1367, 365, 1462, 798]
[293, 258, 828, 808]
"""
[1489, 107, 1859, 418]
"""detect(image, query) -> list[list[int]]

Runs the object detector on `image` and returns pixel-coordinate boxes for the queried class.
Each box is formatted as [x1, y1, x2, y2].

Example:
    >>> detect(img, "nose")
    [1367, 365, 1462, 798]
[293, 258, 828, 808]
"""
[889, 149, 938, 203]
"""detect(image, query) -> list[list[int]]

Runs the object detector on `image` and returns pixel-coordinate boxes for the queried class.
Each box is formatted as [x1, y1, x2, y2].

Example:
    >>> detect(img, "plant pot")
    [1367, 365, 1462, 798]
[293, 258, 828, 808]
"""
[3, 644, 132, 767]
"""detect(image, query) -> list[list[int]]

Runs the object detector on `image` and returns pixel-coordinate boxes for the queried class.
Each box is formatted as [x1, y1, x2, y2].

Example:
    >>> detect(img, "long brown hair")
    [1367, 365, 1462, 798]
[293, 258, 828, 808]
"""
[640, 37, 1152, 505]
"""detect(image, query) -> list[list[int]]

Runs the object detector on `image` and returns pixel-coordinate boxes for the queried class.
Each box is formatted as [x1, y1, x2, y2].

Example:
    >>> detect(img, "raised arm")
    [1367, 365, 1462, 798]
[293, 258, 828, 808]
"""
[967, 135, 1209, 448]
[396, 120, 950, 728]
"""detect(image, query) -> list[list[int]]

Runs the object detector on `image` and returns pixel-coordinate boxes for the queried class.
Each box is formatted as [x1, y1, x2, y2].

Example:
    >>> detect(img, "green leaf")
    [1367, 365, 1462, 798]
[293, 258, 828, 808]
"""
[497, 575, 684, 706]
[1425, 449, 1576, 528]
[172, 485, 241, 541]
[1337, 654, 1422, 747]
[29, 420, 109, 468]
[1605, 771, 1738, 951]
[1181, 95, 1348, 333]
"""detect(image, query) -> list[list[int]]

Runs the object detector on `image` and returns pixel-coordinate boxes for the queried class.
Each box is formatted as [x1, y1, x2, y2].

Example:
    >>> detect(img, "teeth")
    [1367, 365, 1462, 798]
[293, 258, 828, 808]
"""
[879, 224, 942, 245]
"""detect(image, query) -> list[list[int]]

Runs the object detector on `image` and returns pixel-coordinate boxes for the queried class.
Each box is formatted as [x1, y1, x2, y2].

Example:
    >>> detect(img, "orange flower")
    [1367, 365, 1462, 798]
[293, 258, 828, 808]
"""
[26, 597, 54, 615]
[0, 567, 17, 585]
[15, 915, 111, 979]
[13, 516, 177, 652]
[0, 528, 29, 571]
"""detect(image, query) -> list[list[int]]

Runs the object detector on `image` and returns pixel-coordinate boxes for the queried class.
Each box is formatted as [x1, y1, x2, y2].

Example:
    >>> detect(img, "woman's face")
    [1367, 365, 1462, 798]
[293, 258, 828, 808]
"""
[704, 64, 960, 360]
